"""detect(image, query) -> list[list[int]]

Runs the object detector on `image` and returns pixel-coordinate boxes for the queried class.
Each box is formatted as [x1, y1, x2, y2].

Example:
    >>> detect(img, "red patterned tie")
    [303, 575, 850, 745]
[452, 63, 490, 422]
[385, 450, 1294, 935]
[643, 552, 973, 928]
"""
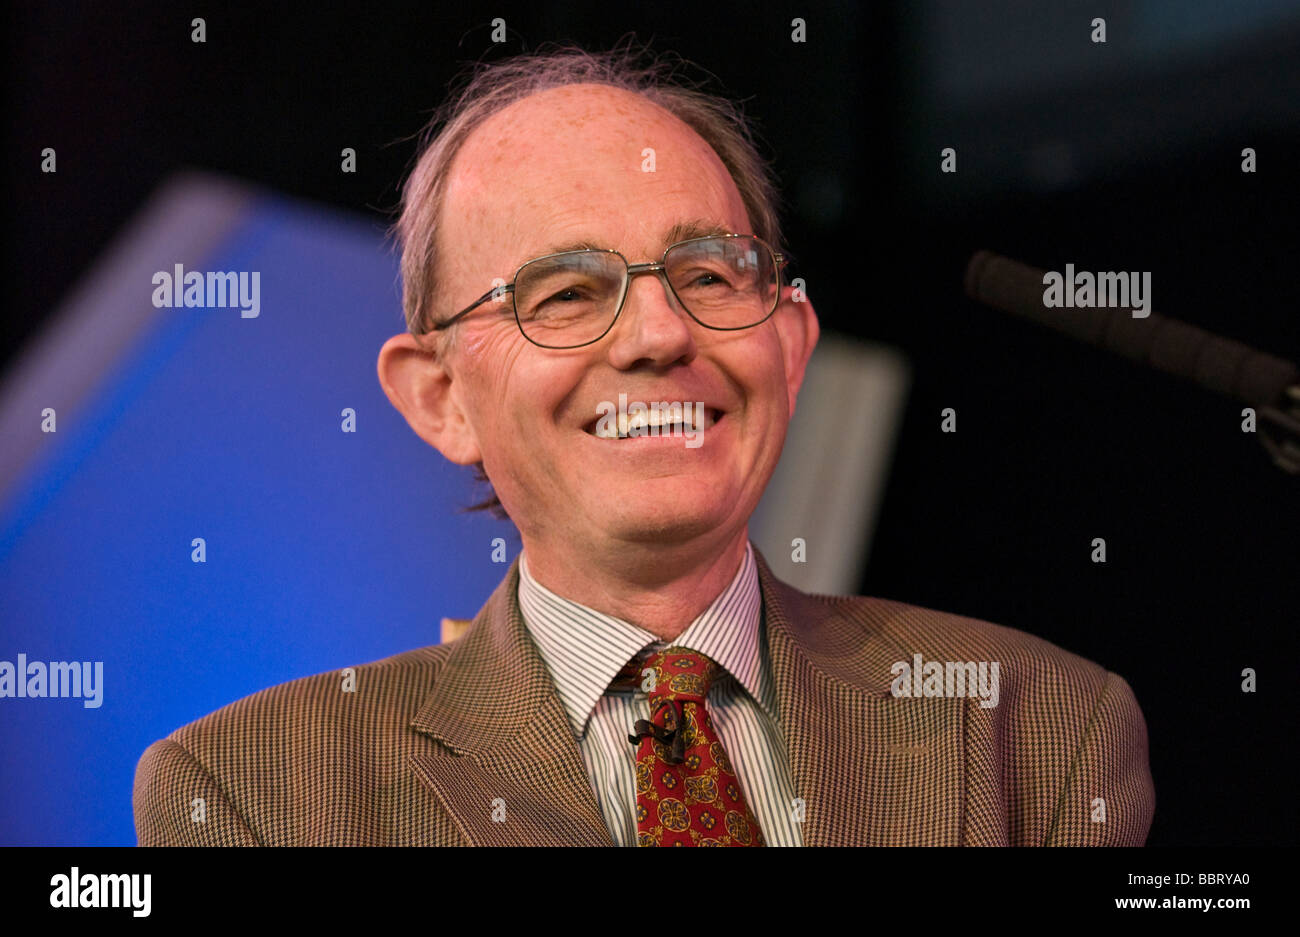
[626, 646, 765, 846]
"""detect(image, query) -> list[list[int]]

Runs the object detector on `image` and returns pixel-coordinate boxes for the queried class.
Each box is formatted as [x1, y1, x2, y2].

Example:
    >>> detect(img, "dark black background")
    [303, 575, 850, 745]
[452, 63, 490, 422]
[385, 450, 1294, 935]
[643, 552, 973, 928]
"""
[6, 0, 1298, 846]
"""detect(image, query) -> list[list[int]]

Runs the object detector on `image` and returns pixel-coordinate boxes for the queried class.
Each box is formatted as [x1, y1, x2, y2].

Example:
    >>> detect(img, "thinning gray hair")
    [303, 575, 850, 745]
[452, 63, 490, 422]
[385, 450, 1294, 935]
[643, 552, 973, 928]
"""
[392, 41, 786, 516]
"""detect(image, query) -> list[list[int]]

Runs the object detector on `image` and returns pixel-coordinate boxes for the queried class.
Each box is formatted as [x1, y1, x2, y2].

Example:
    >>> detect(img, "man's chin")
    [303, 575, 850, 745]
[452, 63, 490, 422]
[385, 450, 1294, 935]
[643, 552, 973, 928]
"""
[587, 490, 733, 546]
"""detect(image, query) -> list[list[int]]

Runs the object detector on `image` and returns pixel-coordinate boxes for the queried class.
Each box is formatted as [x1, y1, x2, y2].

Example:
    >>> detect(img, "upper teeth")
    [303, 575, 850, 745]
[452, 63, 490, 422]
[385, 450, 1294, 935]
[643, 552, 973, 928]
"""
[592, 405, 711, 439]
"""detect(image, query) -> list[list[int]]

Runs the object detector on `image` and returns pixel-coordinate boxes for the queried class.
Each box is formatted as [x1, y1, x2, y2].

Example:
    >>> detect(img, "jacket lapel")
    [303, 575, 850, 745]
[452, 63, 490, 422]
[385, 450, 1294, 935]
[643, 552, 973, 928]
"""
[407, 558, 613, 846]
[755, 549, 967, 846]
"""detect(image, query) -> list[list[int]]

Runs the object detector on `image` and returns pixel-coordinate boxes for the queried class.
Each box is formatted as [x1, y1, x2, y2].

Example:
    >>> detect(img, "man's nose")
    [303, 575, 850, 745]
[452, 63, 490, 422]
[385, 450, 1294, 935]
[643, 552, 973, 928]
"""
[605, 270, 696, 369]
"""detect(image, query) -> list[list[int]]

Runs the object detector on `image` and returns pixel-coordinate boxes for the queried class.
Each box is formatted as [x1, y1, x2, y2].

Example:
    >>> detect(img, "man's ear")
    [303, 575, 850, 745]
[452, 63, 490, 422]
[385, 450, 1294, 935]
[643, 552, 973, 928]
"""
[770, 284, 820, 418]
[376, 332, 482, 464]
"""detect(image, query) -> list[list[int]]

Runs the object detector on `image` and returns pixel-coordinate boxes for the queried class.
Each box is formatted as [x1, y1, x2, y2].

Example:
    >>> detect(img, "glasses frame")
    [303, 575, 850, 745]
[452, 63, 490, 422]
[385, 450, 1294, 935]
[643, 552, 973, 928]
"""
[428, 233, 788, 349]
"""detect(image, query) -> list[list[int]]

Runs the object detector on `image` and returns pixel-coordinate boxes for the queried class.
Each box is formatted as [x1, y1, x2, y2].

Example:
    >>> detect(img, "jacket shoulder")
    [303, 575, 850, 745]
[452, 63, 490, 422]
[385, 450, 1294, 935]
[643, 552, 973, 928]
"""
[169, 642, 453, 745]
[791, 586, 1115, 699]
[778, 588, 1153, 844]
[134, 642, 458, 845]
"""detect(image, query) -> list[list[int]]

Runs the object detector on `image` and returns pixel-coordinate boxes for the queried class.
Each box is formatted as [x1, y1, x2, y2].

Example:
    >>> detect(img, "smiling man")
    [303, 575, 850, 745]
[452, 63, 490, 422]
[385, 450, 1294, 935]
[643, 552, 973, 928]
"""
[134, 45, 1154, 847]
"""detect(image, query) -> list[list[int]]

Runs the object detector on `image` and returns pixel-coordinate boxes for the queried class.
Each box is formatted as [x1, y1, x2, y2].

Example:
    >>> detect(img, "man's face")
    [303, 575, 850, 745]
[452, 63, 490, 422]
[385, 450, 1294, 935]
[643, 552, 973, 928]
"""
[415, 84, 816, 553]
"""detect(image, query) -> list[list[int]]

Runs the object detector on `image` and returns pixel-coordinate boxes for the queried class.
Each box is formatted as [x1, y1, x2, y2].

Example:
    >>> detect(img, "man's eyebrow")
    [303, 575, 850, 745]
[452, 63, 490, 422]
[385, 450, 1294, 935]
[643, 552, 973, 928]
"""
[533, 221, 735, 261]
[663, 220, 735, 244]
[537, 238, 607, 257]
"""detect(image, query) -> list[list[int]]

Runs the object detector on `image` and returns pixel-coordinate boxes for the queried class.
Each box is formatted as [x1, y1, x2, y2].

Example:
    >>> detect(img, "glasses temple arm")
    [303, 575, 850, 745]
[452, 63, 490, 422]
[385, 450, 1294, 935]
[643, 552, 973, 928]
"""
[431, 283, 516, 331]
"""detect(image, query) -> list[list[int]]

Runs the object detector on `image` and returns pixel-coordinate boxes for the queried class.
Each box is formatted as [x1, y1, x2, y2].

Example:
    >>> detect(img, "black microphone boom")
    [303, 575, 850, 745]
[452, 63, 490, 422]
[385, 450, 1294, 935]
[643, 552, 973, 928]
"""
[963, 250, 1300, 474]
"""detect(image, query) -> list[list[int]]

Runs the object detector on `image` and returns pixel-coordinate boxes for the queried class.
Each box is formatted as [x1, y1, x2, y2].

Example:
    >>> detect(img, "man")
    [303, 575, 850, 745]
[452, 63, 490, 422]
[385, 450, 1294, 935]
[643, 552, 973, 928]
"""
[134, 45, 1154, 846]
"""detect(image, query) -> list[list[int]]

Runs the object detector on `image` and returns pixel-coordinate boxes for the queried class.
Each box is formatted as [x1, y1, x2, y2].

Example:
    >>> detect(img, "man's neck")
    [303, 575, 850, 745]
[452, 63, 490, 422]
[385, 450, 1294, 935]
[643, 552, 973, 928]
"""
[519, 531, 751, 642]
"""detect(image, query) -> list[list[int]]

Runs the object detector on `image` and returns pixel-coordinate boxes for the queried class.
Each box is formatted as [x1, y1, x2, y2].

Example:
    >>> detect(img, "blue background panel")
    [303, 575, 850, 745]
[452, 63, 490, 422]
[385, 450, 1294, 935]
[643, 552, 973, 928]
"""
[0, 190, 517, 845]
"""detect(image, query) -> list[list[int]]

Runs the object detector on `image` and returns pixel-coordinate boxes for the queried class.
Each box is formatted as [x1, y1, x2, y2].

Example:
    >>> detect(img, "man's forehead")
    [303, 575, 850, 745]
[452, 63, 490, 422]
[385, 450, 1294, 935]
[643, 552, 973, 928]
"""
[441, 84, 746, 263]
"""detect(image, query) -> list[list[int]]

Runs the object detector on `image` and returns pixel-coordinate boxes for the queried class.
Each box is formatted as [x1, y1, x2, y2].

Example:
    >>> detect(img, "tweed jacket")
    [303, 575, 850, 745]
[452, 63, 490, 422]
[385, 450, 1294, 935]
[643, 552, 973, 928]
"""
[133, 550, 1154, 846]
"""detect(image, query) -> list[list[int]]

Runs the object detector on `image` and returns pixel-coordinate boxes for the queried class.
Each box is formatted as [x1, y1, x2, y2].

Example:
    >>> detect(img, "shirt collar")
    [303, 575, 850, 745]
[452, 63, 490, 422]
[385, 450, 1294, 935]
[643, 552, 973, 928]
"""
[516, 541, 772, 739]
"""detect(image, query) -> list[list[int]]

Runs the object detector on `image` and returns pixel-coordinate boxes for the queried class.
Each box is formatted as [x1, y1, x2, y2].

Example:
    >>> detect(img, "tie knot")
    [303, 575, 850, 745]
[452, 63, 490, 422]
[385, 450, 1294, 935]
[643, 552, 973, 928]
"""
[643, 646, 719, 704]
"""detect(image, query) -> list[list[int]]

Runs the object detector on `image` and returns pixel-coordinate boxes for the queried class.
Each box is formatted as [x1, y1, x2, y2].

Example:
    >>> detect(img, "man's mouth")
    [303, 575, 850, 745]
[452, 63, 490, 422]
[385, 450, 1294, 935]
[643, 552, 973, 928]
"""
[583, 406, 724, 439]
